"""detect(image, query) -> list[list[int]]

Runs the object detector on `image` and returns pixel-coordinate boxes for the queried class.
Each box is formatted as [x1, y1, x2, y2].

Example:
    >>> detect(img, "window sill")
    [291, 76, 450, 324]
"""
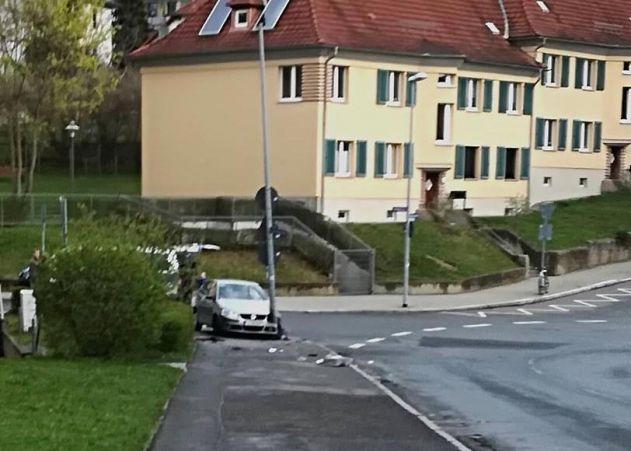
[464, 177, 479, 181]
[335, 173, 352, 178]
[620, 119, 631, 124]
[383, 174, 399, 179]
[581, 86, 594, 91]
[623, 71, 631, 75]
[385, 101, 401, 107]
[542, 146, 555, 151]
[544, 83, 558, 88]
[506, 110, 520, 116]
[435, 140, 452, 147]
[578, 148, 591, 153]
[437, 83, 455, 89]
[279, 97, 303, 103]
[504, 178, 520, 182]
[465, 107, 479, 113]
[330, 97, 346, 104]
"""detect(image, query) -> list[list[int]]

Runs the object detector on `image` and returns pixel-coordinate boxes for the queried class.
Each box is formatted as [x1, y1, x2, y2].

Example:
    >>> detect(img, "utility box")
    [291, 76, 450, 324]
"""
[19, 290, 37, 333]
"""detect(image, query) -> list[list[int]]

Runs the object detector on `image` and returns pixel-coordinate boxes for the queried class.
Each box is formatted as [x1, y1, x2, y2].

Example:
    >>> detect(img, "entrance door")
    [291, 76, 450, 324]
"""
[609, 147, 622, 180]
[424, 172, 440, 208]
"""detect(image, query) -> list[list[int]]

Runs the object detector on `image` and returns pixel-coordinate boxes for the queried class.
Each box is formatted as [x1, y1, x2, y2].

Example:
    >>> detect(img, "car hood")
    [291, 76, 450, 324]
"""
[218, 298, 270, 315]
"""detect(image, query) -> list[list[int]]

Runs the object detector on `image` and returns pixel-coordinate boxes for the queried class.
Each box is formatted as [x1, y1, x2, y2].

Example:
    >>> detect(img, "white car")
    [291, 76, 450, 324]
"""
[194, 279, 281, 337]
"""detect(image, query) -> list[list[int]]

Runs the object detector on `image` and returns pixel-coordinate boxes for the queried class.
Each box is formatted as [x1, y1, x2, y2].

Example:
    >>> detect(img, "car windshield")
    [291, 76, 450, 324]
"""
[218, 283, 267, 300]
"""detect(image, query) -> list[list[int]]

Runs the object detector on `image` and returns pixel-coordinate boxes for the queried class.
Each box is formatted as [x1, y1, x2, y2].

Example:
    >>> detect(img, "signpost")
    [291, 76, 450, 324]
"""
[538, 202, 555, 294]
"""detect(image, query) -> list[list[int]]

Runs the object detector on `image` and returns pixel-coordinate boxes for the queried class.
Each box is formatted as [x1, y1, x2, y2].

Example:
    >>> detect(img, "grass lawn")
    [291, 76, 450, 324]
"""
[0, 359, 179, 451]
[3, 313, 32, 348]
[479, 191, 631, 250]
[0, 226, 62, 278]
[349, 222, 517, 284]
[0, 172, 140, 195]
[199, 250, 328, 285]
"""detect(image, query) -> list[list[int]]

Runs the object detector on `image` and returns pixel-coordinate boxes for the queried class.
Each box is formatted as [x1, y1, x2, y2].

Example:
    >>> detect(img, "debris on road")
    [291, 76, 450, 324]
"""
[316, 352, 353, 368]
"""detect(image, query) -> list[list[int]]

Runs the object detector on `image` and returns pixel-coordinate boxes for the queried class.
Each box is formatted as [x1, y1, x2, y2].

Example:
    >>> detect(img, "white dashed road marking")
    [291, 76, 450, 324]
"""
[549, 305, 570, 312]
[513, 321, 547, 325]
[576, 320, 608, 324]
[463, 323, 492, 328]
[423, 327, 447, 332]
[367, 337, 386, 343]
[574, 300, 598, 307]
[391, 331, 413, 337]
[348, 343, 366, 349]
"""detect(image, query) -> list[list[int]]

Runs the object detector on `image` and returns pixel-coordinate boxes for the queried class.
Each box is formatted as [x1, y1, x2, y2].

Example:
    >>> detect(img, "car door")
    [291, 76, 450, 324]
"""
[197, 281, 216, 323]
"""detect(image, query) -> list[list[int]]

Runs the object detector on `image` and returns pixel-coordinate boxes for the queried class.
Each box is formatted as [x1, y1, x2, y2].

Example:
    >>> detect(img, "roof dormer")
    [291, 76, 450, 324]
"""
[228, 0, 263, 31]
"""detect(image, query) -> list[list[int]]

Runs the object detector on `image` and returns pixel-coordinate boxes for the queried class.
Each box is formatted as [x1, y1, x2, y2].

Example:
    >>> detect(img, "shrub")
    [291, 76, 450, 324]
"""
[157, 301, 193, 355]
[35, 245, 166, 358]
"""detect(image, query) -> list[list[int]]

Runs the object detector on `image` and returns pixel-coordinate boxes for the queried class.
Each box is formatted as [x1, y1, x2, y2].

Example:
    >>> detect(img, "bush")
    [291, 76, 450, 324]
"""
[35, 245, 166, 357]
[157, 301, 193, 355]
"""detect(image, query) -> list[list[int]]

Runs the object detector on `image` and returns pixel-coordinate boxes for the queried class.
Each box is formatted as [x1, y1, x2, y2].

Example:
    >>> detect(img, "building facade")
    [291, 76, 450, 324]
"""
[133, 0, 631, 222]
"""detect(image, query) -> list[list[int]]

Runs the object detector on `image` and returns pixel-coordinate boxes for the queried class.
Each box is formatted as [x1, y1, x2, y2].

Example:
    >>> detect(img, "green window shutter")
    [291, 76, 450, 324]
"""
[483, 80, 494, 112]
[593, 122, 602, 152]
[495, 147, 506, 179]
[457, 77, 467, 110]
[324, 140, 336, 176]
[572, 120, 581, 151]
[498, 81, 508, 113]
[596, 61, 606, 91]
[520, 148, 530, 180]
[374, 142, 385, 177]
[535, 118, 545, 149]
[561, 56, 570, 87]
[575, 58, 583, 89]
[455, 146, 465, 179]
[558, 119, 568, 151]
[523, 83, 534, 115]
[403, 143, 412, 178]
[481, 146, 490, 179]
[405, 73, 417, 107]
[356, 141, 367, 176]
[377, 70, 388, 104]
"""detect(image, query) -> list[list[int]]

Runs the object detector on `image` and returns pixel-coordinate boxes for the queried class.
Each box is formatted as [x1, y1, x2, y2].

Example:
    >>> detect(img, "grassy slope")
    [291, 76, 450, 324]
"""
[0, 359, 179, 451]
[479, 191, 631, 250]
[0, 226, 63, 278]
[349, 222, 517, 284]
[0, 173, 140, 195]
[199, 250, 328, 285]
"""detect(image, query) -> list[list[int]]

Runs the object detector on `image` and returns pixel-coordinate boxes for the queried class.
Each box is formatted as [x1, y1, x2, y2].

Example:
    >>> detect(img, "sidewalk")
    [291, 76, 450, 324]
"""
[151, 339, 461, 451]
[278, 260, 631, 313]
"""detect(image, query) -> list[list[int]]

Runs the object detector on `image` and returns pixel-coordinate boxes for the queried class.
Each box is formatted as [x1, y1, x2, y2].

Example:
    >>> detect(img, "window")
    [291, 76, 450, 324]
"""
[466, 79, 479, 110]
[280, 66, 302, 101]
[504, 148, 518, 180]
[582, 59, 594, 89]
[331, 66, 347, 101]
[485, 22, 500, 35]
[537, 0, 550, 12]
[464, 147, 478, 179]
[544, 54, 558, 86]
[543, 176, 552, 186]
[387, 71, 401, 104]
[385, 144, 399, 177]
[543, 119, 556, 149]
[335, 141, 352, 176]
[579, 177, 588, 188]
[234, 9, 248, 28]
[622, 87, 631, 121]
[337, 210, 349, 221]
[167, 1, 178, 15]
[436, 104, 452, 143]
[505, 208, 515, 216]
[579, 122, 591, 151]
[437, 74, 454, 87]
[506, 82, 520, 113]
[623, 62, 631, 74]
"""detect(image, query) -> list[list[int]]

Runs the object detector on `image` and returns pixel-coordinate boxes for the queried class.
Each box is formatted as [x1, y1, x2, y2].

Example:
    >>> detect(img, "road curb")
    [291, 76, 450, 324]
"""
[280, 277, 631, 314]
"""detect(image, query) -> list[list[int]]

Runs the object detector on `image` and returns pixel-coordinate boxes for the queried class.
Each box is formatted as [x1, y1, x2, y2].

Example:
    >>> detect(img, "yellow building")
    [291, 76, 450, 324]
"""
[132, 0, 631, 222]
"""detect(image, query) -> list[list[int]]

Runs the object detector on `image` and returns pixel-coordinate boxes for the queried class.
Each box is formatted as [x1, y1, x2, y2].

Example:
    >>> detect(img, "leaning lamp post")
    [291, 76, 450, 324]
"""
[65, 120, 80, 188]
[402, 72, 428, 308]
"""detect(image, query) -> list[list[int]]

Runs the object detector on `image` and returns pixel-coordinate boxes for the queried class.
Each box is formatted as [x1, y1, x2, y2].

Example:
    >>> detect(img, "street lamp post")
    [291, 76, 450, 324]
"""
[65, 120, 80, 188]
[402, 72, 427, 308]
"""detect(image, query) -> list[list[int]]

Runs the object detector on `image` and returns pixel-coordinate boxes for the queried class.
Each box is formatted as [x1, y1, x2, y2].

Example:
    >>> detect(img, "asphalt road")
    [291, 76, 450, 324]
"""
[283, 282, 631, 451]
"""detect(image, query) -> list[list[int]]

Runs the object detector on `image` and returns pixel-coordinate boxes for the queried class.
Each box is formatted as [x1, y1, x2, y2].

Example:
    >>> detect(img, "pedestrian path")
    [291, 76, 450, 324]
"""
[278, 260, 631, 313]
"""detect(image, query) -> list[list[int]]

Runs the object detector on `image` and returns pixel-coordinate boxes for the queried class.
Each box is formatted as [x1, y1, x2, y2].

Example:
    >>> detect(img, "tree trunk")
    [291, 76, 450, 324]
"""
[27, 131, 38, 194]
[8, 119, 17, 194]
[15, 116, 23, 195]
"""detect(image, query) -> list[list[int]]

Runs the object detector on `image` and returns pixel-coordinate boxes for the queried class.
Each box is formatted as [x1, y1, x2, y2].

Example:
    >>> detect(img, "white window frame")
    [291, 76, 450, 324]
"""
[543, 119, 555, 150]
[466, 79, 479, 111]
[543, 176, 552, 187]
[622, 87, 631, 123]
[234, 9, 248, 28]
[579, 122, 591, 152]
[384, 143, 399, 178]
[537, 1, 550, 12]
[623, 62, 631, 75]
[436, 103, 452, 144]
[331, 66, 346, 101]
[335, 141, 352, 177]
[386, 71, 401, 105]
[582, 60, 594, 90]
[437, 74, 454, 87]
[280, 65, 302, 102]
[506, 82, 520, 114]
[544, 54, 558, 87]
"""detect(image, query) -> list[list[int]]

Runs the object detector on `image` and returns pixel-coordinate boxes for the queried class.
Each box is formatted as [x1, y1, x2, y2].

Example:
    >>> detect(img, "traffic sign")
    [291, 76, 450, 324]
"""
[540, 202, 555, 222]
[538, 223, 553, 241]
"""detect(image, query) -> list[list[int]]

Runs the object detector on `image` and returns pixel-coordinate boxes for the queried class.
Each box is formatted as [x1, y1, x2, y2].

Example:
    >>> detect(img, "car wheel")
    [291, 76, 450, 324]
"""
[194, 315, 203, 332]
[212, 315, 224, 336]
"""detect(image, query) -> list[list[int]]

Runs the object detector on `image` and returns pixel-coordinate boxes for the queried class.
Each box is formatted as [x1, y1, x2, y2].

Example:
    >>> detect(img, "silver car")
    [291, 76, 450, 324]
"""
[195, 279, 281, 337]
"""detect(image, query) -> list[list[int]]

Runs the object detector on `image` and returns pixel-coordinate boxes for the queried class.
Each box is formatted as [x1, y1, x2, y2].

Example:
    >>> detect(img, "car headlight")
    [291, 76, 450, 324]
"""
[220, 308, 239, 320]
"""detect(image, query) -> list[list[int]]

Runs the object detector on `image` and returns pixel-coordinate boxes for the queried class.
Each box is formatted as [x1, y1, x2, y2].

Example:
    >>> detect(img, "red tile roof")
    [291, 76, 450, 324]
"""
[132, 0, 631, 67]
[505, 0, 631, 46]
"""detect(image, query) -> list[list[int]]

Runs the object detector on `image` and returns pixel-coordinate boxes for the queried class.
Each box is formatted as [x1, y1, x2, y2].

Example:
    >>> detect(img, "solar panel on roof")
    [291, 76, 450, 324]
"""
[255, 0, 291, 30]
[199, 0, 231, 36]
